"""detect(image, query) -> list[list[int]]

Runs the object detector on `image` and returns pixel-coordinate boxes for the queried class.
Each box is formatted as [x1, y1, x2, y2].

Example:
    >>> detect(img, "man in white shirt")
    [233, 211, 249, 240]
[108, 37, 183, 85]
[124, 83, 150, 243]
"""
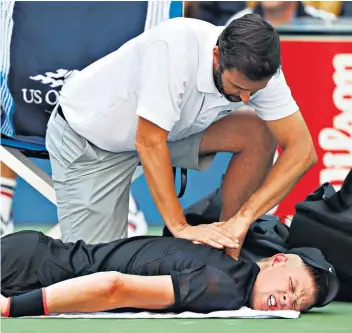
[46, 14, 317, 257]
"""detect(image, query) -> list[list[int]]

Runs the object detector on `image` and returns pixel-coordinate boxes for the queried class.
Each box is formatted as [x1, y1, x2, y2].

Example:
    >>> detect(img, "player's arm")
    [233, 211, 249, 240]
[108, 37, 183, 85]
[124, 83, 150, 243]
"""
[1, 272, 175, 317]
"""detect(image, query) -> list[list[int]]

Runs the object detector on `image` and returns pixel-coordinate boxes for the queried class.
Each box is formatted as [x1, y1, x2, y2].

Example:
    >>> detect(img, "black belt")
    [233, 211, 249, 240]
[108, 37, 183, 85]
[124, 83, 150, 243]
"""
[57, 105, 66, 121]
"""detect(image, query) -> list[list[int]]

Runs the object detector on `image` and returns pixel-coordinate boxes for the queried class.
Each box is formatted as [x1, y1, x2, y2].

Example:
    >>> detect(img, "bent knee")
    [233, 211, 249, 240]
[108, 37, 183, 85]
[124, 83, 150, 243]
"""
[201, 111, 277, 155]
[230, 112, 277, 154]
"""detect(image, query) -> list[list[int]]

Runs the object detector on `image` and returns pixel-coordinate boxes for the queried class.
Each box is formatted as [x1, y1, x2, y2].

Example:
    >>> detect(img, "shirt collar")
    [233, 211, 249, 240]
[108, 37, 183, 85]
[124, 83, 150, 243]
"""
[197, 26, 224, 94]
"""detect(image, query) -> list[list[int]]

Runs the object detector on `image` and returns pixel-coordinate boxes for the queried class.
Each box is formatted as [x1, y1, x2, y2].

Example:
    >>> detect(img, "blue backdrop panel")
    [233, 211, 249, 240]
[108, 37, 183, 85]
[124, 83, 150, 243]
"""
[2, 1, 182, 142]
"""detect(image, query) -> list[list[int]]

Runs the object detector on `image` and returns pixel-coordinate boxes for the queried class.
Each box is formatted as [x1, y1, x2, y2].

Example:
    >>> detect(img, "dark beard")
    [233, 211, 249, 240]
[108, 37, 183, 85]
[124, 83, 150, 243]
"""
[213, 68, 242, 103]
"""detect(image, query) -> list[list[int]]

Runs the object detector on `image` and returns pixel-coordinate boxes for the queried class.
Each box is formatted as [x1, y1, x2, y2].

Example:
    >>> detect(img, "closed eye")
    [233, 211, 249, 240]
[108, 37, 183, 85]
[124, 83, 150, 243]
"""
[231, 83, 258, 96]
[290, 277, 297, 310]
[230, 82, 247, 90]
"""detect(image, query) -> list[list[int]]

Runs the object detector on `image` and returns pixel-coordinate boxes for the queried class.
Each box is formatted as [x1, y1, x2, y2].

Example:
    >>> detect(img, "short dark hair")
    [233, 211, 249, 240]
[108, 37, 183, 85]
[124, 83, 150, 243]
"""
[304, 263, 329, 309]
[217, 14, 281, 81]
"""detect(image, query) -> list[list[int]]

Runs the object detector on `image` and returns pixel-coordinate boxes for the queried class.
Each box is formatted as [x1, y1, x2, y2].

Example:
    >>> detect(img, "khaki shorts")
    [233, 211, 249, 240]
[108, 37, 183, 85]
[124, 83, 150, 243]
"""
[45, 106, 216, 244]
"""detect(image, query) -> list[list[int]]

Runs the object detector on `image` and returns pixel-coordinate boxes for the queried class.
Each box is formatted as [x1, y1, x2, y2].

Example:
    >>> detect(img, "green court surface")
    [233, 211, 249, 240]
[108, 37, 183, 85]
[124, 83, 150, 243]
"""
[1, 302, 351, 333]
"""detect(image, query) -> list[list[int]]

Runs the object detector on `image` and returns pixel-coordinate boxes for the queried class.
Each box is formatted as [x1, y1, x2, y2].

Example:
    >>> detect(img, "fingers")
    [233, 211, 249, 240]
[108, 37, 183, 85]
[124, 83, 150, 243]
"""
[194, 236, 226, 249]
[193, 238, 240, 249]
[216, 225, 237, 242]
[213, 222, 225, 227]
[204, 239, 226, 249]
[179, 224, 239, 250]
[209, 225, 238, 248]
[209, 222, 237, 241]
[192, 241, 203, 245]
[198, 230, 237, 249]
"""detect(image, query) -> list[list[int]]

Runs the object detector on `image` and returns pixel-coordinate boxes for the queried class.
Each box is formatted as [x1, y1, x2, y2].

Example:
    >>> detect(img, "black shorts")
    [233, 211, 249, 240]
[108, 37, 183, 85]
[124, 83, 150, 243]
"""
[1, 231, 48, 297]
[1, 231, 92, 297]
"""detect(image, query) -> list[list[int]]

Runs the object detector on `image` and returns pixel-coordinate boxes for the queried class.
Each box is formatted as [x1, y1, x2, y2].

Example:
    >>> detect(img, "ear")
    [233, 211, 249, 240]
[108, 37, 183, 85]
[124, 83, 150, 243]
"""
[213, 46, 220, 69]
[269, 253, 288, 267]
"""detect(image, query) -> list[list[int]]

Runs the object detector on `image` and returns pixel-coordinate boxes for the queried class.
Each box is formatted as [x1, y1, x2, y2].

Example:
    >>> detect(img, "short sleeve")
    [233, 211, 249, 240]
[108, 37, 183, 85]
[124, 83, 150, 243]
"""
[136, 38, 190, 131]
[249, 69, 299, 121]
[170, 265, 241, 313]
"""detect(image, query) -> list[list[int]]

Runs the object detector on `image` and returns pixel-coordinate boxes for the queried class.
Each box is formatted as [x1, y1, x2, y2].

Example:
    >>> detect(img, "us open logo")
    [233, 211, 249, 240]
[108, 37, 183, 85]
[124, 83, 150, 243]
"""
[21, 69, 79, 113]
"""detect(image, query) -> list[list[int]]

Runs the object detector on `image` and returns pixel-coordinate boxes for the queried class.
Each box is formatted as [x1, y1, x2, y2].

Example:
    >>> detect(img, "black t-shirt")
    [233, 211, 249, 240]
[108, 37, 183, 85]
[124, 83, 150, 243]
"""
[41, 234, 260, 313]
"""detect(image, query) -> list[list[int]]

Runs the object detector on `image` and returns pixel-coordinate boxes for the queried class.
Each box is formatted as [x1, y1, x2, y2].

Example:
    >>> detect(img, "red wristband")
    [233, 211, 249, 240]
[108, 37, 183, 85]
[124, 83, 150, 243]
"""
[42, 288, 49, 316]
[3, 298, 11, 317]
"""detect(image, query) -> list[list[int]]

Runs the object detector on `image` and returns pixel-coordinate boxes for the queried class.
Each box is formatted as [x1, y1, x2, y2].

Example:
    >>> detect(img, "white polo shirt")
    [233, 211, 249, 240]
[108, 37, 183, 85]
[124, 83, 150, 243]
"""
[59, 17, 298, 153]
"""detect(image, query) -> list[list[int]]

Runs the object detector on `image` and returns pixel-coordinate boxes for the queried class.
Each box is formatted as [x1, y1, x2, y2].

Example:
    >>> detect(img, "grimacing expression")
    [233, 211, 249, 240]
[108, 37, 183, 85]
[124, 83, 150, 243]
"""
[212, 47, 270, 103]
[250, 254, 317, 312]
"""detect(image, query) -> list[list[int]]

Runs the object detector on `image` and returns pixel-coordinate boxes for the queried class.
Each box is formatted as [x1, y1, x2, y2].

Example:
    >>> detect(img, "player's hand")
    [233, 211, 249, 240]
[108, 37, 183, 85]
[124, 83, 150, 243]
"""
[174, 223, 239, 250]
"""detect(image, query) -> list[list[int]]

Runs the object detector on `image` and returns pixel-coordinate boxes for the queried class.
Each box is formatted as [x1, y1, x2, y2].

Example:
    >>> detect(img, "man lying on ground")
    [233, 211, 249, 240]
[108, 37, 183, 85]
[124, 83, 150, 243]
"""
[1, 231, 339, 317]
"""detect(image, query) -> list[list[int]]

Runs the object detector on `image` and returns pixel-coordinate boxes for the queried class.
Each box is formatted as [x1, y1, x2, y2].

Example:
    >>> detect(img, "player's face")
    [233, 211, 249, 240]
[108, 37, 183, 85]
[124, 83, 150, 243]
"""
[250, 254, 317, 312]
[212, 47, 270, 103]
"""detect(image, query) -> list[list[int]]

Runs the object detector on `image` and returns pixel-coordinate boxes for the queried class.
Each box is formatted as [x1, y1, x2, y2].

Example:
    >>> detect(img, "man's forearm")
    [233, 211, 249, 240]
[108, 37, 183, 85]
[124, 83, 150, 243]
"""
[137, 141, 188, 234]
[234, 144, 317, 223]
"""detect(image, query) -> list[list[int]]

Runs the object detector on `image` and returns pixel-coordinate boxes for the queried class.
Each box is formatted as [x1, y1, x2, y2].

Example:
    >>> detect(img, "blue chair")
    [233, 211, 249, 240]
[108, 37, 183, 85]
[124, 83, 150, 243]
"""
[0, 1, 184, 237]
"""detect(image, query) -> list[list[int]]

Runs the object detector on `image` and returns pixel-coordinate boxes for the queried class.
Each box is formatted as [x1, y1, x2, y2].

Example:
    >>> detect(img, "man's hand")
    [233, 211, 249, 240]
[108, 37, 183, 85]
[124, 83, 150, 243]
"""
[192, 217, 251, 259]
[176, 223, 239, 250]
[221, 216, 252, 259]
